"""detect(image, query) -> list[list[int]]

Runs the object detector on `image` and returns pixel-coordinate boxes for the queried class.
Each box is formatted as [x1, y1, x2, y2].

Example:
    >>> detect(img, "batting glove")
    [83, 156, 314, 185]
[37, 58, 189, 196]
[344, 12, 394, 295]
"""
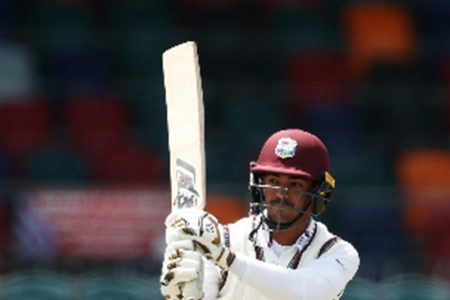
[160, 244, 204, 300]
[165, 209, 236, 271]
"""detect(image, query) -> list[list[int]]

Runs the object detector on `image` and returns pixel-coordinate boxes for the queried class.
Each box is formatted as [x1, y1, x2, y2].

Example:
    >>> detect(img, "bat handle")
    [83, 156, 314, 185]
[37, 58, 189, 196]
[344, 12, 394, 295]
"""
[182, 280, 203, 300]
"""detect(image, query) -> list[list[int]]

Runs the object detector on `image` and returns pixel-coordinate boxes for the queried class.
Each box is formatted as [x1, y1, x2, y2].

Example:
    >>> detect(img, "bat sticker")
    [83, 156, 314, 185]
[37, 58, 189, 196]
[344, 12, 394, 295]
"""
[174, 158, 199, 208]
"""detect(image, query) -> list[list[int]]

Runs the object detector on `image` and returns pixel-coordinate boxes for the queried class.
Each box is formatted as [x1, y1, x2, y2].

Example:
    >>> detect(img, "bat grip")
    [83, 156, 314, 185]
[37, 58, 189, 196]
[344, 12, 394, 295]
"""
[182, 280, 203, 300]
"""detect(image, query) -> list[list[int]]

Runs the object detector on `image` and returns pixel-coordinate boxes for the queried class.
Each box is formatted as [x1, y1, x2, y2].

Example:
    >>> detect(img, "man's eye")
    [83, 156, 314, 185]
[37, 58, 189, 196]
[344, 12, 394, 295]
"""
[290, 182, 303, 188]
[265, 178, 278, 185]
[269, 179, 278, 185]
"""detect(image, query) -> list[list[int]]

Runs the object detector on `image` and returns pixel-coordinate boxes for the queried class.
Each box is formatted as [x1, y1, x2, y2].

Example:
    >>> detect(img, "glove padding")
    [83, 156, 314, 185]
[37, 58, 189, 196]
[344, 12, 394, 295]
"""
[160, 243, 204, 300]
[165, 209, 236, 270]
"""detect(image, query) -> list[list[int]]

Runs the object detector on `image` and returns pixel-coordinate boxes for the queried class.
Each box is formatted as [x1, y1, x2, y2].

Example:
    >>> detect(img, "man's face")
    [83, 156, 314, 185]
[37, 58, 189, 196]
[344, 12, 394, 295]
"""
[261, 173, 314, 224]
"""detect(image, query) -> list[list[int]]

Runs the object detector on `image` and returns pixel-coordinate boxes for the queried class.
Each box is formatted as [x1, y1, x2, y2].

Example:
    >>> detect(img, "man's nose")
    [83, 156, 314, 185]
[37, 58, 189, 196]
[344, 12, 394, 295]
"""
[275, 187, 289, 198]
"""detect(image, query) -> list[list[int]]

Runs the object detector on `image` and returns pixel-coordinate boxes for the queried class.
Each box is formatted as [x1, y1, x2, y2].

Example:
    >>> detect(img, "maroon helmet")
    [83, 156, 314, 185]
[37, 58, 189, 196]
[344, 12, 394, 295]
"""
[251, 129, 331, 181]
[249, 129, 336, 232]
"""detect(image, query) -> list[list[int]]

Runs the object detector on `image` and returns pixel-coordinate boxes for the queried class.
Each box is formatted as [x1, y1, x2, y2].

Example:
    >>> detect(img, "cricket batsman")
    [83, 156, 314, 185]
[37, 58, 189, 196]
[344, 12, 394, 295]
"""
[160, 129, 360, 299]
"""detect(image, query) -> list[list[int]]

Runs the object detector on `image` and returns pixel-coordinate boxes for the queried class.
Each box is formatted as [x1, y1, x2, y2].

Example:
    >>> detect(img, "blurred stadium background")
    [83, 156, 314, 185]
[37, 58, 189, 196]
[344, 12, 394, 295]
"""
[0, 0, 449, 299]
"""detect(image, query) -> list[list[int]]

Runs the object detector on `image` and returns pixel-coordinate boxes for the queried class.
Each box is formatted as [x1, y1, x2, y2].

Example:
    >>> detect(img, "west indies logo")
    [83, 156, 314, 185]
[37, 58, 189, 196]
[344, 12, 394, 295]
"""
[275, 137, 297, 159]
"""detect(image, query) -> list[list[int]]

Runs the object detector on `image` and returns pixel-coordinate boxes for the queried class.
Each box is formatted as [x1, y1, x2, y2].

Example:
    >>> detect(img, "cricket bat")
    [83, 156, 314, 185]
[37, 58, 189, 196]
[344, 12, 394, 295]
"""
[163, 40, 206, 299]
[163, 41, 206, 212]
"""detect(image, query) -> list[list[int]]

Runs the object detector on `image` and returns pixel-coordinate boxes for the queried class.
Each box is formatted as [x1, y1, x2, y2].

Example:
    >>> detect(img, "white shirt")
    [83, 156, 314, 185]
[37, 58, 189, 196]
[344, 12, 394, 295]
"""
[204, 216, 360, 300]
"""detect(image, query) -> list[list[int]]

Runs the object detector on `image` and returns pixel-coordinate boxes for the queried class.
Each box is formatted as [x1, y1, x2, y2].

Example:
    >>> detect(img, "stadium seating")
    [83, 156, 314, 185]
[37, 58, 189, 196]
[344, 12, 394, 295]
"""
[64, 94, 128, 156]
[415, 163, 450, 279]
[44, 46, 109, 97]
[90, 143, 165, 185]
[109, 0, 177, 80]
[285, 53, 349, 112]
[0, 100, 52, 163]
[205, 137, 249, 185]
[176, 0, 249, 27]
[395, 149, 450, 238]
[26, 141, 90, 184]
[0, 0, 17, 38]
[357, 62, 444, 162]
[295, 102, 392, 186]
[343, 3, 417, 80]
[331, 150, 389, 187]
[193, 27, 260, 82]
[106, 0, 174, 29]
[0, 195, 9, 265]
[267, 4, 340, 56]
[205, 193, 248, 224]
[114, 26, 174, 78]
[425, 235, 450, 280]
[335, 188, 411, 279]
[0, 151, 10, 180]
[413, 0, 450, 52]
[29, 0, 96, 52]
[125, 78, 168, 150]
[0, 41, 36, 98]
[439, 56, 450, 132]
[298, 103, 364, 154]
[219, 82, 285, 156]
[264, 0, 326, 10]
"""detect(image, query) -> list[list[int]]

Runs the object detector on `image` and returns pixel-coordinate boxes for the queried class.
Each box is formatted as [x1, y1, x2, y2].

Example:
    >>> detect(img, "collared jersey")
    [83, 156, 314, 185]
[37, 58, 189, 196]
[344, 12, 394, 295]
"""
[204, 216, 359, 300]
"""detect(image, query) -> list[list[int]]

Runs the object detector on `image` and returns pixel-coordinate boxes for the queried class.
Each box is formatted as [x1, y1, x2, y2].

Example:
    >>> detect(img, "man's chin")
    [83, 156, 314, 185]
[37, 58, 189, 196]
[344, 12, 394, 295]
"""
[267, 212, 298, 225]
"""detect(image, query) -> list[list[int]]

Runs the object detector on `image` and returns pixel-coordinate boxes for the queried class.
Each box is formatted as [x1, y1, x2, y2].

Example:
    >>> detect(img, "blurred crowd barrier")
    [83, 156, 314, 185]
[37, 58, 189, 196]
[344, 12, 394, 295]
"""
[0, 184, 447, 281]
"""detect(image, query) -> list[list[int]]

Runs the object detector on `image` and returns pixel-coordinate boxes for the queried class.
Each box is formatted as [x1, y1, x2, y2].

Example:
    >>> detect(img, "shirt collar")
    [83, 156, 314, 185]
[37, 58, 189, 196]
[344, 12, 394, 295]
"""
[253, 216, 317, 252]
[294, 219, 317, 252]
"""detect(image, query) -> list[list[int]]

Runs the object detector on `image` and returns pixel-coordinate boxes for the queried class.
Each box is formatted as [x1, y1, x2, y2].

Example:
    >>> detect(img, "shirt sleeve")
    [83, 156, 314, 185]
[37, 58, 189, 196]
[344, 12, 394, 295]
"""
[229, 241, 360, 300]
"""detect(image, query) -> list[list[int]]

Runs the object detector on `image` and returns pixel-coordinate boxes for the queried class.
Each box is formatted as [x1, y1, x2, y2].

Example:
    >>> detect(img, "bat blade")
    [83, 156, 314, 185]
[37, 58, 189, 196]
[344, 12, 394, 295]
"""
[163, 41, 206, 211]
